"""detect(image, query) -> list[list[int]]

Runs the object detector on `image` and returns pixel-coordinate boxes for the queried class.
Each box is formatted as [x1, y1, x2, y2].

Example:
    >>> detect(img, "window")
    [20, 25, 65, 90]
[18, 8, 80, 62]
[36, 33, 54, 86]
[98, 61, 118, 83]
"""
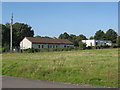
[96, 42, 98, 45]
[48, 45, 49, 48]
[64, 45, 66, 48]
[38, 45, 40, 48]
[42, 45, 44, 48]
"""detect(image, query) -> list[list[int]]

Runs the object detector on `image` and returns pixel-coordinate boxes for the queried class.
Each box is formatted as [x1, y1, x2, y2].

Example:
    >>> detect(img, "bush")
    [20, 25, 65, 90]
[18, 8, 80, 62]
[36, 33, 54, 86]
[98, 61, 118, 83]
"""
[86, 46, 92, 49]
[41, 48, 49, 52]
[22, 46, 80, 53]
[2, 44, 10, 52]
[95, 44, 111, 49]
[79, 42, 86, 50]
[23, 48, 34, 53]
[102, 45, 110, 48]
[74, 47, 79, 50]
[95, 45, 101, 49]
[111, 45, 117, 48]
[68, 46, 75, 50]
[23, 48, 41, 53]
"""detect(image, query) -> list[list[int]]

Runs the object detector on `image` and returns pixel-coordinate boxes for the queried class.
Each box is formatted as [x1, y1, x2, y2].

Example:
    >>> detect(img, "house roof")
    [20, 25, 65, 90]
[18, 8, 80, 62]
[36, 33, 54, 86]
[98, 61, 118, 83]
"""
[25, 37, 73, 45]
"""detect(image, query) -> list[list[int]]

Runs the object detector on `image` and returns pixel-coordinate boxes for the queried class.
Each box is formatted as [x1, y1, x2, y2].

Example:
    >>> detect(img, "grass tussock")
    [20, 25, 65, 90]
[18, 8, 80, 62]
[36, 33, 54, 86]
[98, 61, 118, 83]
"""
[2, 49, 118, 87]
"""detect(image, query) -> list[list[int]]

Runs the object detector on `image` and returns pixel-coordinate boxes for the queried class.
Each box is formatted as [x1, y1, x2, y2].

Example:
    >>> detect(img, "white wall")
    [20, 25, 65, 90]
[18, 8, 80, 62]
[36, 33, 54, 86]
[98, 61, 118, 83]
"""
[20, 37, 32, 49]
[82, 40, 112, 47]
[82, 40, 95, 47]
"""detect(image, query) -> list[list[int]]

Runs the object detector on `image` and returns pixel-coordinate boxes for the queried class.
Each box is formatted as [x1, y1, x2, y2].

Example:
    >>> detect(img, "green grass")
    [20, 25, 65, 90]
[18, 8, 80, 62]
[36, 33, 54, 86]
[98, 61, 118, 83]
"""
[2, 48, 118, 87]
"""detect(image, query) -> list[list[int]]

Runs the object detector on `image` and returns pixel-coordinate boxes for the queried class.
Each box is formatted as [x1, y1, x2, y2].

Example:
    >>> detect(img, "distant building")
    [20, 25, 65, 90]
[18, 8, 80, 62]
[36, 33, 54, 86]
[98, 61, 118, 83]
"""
[82, 40, 112, 47]
[20, 37, 74, 49]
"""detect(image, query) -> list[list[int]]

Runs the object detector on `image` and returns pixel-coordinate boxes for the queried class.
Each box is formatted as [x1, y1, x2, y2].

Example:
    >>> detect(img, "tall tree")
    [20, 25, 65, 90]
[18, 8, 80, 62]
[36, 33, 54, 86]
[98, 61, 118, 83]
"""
[75, 34, 87, 46]
[12, 23, 34, 46]
[105, 29, 117, 43]
[76, 34, 87, 41]
[58, 32, 71, 40]
[94, 30, 106, 40]
[89, 36, 94, 39]
[2, 24, 10, 47]
[69, 34, 77, 46]
[2, 23, 34, 49]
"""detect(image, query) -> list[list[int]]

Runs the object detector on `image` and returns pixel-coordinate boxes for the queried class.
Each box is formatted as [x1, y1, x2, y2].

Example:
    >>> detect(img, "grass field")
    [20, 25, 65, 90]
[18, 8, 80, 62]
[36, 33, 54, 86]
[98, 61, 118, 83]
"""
[2, 48, 118, 87]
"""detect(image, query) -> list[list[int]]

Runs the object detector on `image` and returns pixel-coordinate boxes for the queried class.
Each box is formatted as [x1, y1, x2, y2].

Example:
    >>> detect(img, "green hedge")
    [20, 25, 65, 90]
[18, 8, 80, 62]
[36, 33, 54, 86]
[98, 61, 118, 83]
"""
[22, 47, 78, 53]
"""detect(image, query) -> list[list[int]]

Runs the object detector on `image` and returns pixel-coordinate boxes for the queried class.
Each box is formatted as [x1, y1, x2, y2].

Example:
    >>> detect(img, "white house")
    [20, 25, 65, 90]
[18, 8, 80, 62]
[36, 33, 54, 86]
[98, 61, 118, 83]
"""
[82, 40, 112, 47]
[20, 37, 74, 49]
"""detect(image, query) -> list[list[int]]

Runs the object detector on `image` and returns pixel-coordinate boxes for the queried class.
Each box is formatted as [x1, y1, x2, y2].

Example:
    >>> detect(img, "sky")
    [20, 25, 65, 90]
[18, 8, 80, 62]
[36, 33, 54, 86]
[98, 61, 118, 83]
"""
[2, 2, 118, 38]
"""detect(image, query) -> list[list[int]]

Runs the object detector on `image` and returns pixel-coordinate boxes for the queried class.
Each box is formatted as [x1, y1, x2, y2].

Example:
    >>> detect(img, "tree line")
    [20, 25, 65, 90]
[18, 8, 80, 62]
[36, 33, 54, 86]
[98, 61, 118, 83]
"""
[1, 22, 119, 51]
[58, 29, 118, 46]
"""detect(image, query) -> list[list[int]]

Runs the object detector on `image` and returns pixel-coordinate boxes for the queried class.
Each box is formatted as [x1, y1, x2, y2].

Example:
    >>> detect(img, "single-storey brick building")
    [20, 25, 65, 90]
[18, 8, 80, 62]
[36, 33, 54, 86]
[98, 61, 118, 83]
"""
[20, 37, 74, 49]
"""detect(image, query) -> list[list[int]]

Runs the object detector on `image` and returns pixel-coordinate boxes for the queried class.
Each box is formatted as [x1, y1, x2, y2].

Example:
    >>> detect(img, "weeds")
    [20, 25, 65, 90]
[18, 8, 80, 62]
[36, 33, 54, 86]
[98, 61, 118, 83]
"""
[2, 48, 118, 87]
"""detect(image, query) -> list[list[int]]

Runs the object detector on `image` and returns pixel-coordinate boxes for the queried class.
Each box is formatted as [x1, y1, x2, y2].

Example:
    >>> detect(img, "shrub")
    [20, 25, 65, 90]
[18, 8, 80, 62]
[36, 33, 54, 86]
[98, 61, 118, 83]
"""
[68, 47, 75, 50]
[74, 47, 79, 50]
[100, 45, 103, 49]
[22, 46, 80, 53]
[23, 48, 41, 53]
[95, 44, 111, 49]
[79, 41, 86, 50]
[102, 45, 110, 48]
[2, 44, 10, 52]
[111, 45, 117, 48]
[23, 48, 34, 53]
[41, 48, 49, 52]
[95, 45, 101, 49]
[86, 46, 92, 49]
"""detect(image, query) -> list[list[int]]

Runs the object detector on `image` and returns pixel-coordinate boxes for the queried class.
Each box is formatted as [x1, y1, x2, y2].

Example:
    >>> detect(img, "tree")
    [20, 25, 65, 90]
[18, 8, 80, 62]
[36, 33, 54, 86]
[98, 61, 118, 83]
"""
[12, 23, 34, 46]
[35, 35, 41, 38]
[59, 33, 87, 46]
[105, 29, 117, 43]
[69, 34, 77, 41]
[94, 30, 106, 40]
[58, 32, 71, 40]
[89, 36, 94, 39]
[73, 34, 87, 46]
[2, 22, 34, 50]
[79, 41, 86, 50]
[69, 34, 77, 46]
[76, 34, 87, 41]
[2, 24, 10, 47]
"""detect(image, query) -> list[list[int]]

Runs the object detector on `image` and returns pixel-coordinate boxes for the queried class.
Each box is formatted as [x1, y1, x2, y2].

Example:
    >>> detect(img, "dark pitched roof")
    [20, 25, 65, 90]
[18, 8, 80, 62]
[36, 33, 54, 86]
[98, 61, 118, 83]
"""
[25, 37, 73, 45]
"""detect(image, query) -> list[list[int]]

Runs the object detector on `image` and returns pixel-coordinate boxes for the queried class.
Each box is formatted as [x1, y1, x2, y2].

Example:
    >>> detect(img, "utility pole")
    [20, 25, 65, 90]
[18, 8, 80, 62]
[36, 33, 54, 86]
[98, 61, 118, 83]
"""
[10, 13, 13, 51]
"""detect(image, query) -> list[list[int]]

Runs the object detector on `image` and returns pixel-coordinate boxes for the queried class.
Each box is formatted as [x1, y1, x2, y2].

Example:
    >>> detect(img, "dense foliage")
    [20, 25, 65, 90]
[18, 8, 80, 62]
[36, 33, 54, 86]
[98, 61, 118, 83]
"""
[58, 32, 87, 46]
[1, 22, 118, 52]
[94, 29, 117, 43]
[1, 23, 34, 50]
